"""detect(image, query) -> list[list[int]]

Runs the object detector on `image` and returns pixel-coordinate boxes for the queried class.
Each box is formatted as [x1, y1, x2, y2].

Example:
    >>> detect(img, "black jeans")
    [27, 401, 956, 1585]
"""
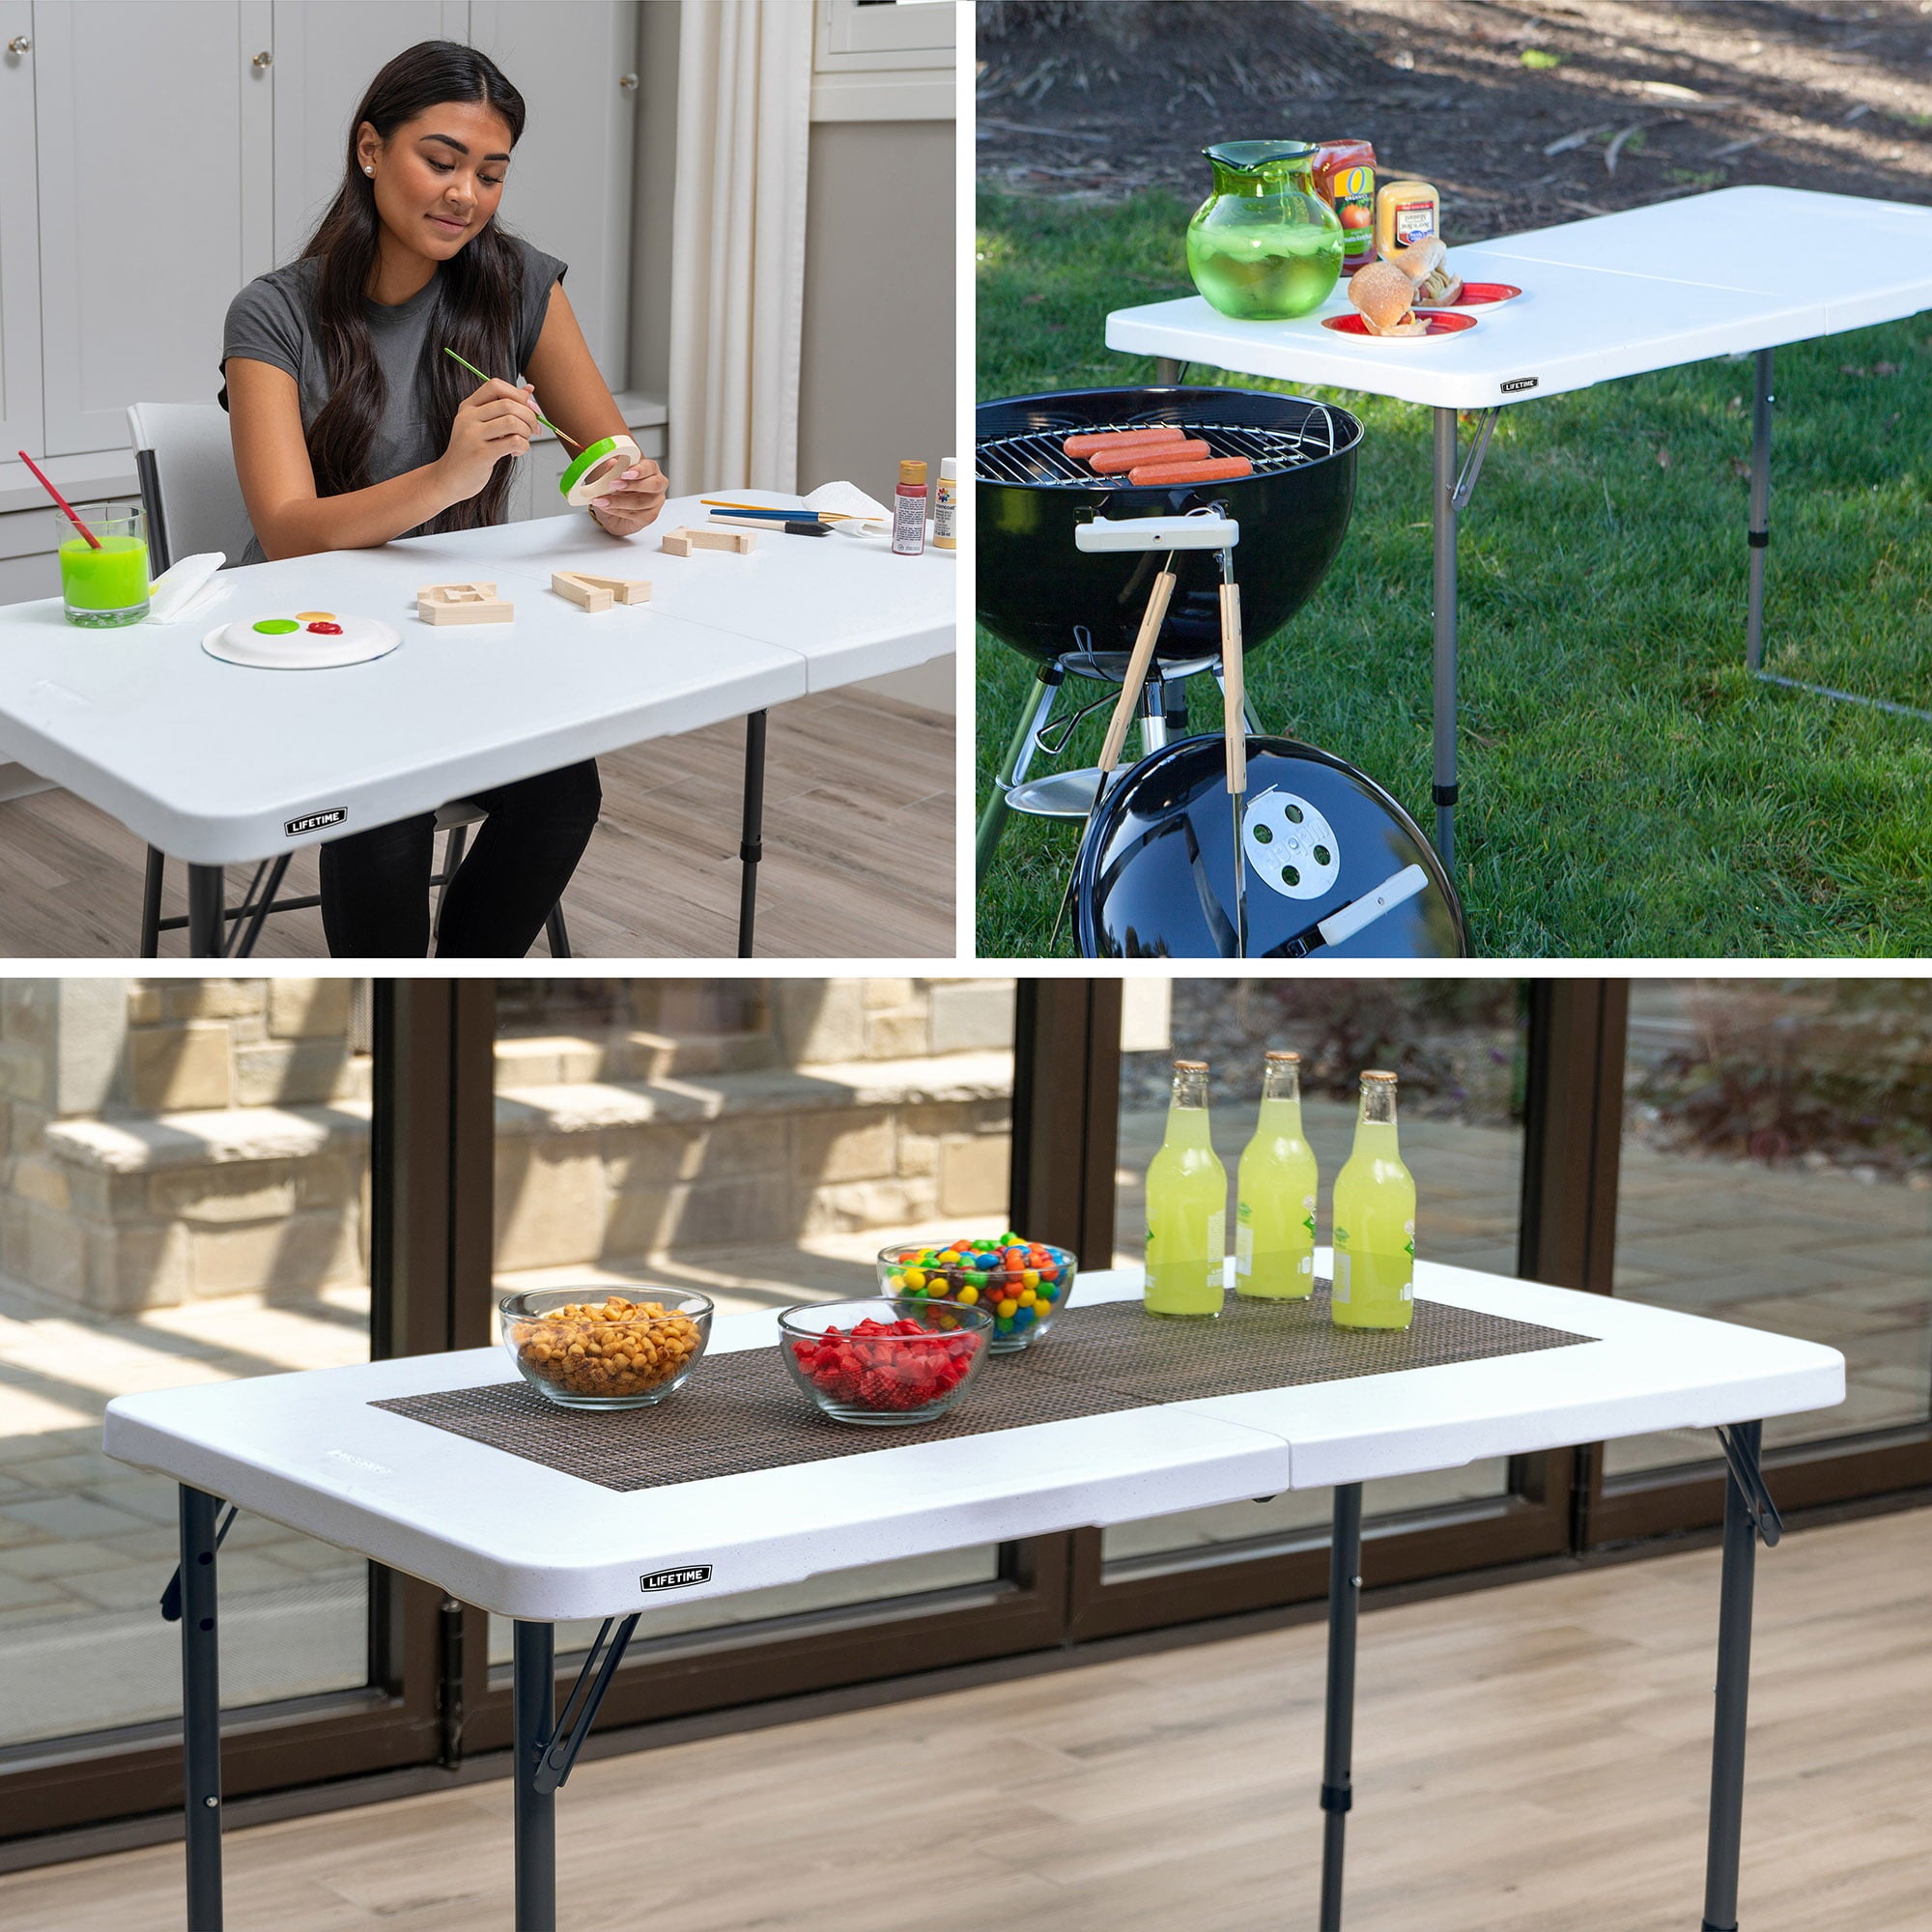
[318, 761, 601, 958]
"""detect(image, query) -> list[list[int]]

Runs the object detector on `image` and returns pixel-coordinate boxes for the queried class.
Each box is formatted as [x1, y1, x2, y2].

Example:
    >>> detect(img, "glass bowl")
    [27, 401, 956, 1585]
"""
[499, 1288, 713, 1409]
[778, 1296, 993, 1426]
[876, 1235, 1076, 1351]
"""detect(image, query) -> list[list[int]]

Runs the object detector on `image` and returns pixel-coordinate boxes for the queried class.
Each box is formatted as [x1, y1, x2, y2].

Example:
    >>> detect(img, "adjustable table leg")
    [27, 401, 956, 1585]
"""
[736, 710, 767, 958]
[1744, 349, 1773, 675]
[1432, 409, 1460, 869]
[179, 1485, 224, 1930]
[1319, 1482, 1364, 1932]
[513, 1621, 557, 1932]
[1702, 1420, 1766, 1932]
[186, 865, 225, 957]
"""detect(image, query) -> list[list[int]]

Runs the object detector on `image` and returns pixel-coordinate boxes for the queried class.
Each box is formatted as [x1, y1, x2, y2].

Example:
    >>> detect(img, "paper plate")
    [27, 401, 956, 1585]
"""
[1321, 310, 1478, 341]
[204, 612, 402, 669]
[1439, 281, 1522, 311]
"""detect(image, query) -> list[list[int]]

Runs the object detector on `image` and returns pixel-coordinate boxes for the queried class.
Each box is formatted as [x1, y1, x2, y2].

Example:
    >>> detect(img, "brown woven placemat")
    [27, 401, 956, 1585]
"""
[372, 1285, 1593, 1494]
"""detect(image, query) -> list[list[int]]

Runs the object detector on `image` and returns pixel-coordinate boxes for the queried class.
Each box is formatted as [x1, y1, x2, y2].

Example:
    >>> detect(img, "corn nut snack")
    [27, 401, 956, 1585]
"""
[511, 1295, 704, 1400]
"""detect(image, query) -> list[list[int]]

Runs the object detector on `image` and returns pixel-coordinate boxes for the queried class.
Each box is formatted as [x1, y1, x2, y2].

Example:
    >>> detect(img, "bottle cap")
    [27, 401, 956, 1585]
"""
[1264, 1050, 1300, 1063]
[899, 460, 927, 487]
[1174, 1059, 1208, 1071]
[1362, 1069, 1397, 1082]
[939, 457, 957, 479]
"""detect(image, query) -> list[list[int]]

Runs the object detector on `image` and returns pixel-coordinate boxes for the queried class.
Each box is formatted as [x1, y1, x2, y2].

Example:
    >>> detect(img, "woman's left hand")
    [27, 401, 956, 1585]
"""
[588, 459, 668, 535]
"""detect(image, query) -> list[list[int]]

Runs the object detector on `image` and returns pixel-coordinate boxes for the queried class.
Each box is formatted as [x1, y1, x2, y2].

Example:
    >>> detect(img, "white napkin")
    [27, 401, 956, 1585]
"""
[804, 481, 892, 539]
[145, 552, 226, 624]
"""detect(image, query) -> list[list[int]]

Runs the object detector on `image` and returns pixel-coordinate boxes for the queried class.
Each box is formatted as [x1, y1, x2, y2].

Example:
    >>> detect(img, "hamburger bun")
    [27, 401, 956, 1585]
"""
[1391, 237, 1463, 306]
[1349, 260, 1427, 336]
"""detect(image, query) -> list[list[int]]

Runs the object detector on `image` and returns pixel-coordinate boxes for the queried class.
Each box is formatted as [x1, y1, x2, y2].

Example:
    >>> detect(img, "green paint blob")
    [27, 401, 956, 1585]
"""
[252, 618, 299, 635]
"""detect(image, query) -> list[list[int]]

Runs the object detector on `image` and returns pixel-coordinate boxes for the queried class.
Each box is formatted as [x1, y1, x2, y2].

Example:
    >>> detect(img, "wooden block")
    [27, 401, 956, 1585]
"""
[552, 572, 614, 612]
[569, 573, 652, 605]
[660, 526, 753, 556]
[417, 581, 514, 625]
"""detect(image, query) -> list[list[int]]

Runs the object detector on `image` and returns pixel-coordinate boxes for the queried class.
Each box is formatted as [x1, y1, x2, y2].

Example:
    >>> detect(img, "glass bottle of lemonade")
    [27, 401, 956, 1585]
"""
[1144, 1060, 1227, 1318]
[1330, 1070, 1415, 1330]
[1236, 1050, 1319, 1300]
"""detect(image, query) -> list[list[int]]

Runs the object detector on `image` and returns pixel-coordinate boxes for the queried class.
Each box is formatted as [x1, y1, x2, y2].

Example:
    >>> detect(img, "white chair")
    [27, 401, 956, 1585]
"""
[126, 402, 568, 957]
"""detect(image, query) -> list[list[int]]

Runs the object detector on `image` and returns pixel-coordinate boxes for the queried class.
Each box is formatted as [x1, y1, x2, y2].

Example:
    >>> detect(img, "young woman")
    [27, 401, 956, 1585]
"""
[221, 40, 668, 957]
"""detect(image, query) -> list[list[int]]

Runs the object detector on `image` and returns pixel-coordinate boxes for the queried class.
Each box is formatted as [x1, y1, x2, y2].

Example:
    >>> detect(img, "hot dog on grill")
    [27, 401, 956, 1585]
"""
[1124, 455, 1254, 487]
[1062, 425, 1187, 460]
[1090, 437, 1211, 474]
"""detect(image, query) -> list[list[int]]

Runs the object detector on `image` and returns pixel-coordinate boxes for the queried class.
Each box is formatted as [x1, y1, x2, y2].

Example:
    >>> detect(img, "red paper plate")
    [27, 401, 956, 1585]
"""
[1321, 309, 1479, 341]
[1441, 281, 1522, 310]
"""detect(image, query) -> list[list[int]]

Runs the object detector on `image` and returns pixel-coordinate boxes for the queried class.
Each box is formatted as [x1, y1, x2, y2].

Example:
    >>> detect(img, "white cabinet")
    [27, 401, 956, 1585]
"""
[469, 0, 639, 387]
[32, 0, 270, 456]
[270, 0, 470, 265]
[0, 8, 42, 462]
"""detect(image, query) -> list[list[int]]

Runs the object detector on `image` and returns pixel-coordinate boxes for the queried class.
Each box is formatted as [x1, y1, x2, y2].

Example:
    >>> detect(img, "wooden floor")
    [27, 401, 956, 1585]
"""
[5, 1509, 1927, 1931]
[0, 688, 954, 959]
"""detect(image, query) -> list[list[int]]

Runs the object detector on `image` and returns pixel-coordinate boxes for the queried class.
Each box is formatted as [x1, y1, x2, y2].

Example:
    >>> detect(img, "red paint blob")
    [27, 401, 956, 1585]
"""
[304, 621, 344, 635]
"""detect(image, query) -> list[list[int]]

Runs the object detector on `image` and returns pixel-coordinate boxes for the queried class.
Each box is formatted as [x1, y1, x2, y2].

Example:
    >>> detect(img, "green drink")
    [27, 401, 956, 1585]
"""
[1236, 1050, 1319, 1300]
[59, 506, 150, 627]
[1331, 1070, 1416, 1331]
[1145, 1060, 1228, 1318]
[1186, 141, 1345, 323]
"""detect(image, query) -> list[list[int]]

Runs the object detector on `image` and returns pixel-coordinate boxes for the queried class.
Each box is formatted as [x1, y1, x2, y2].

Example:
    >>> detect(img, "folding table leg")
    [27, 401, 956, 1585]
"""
[179, 1485, 224, 1931]
[1744, 349, 1774, 675]
[736, 709, 767, 958]
[513, 1621, 557, 1932]
[1431, 409, 1460, 868]
[140, 847, 165, 957]
[1319, 1482, 1364, 1932]
[1702, 1420, 1765, 1932]
[186, 865, 226, 957]
[974, 663, 1064, 884]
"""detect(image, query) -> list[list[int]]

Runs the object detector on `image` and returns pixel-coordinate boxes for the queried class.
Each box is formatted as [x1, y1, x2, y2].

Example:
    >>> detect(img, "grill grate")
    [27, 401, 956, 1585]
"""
[976, 413, 1347, 489]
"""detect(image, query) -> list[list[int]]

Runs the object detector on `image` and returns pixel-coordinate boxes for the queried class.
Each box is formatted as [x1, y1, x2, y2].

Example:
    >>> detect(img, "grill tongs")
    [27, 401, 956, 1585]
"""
[1053, 510, 1247, 953]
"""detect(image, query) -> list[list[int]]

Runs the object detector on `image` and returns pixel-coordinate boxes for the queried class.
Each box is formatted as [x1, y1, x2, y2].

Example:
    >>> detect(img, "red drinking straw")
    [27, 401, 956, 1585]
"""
[16, 450, 101, 549]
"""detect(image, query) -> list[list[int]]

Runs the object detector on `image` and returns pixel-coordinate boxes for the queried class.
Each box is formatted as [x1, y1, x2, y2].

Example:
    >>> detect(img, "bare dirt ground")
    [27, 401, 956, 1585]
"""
[977, 0, 1932, 240]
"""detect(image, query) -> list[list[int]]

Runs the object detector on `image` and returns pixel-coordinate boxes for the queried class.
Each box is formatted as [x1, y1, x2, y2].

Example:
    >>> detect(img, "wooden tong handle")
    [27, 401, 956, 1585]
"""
[1097, 567, 1178, 775]
[1220, 582, 1246, 796]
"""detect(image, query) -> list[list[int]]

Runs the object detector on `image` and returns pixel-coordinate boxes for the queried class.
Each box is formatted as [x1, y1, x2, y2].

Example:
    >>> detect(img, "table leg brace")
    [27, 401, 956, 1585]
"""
[1319, 1482, 1364, 1932]
[178, 1485, 225, 1930]
[514, 1622, 557, 1932]
[1703, 1419, 1773, 1932]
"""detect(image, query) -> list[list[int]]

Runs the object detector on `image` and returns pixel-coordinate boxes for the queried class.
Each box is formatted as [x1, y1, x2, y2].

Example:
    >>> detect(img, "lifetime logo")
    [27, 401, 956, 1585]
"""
[1499, 376, 1539, 394]
[286, 808, 348, 837]
[640, 1565, 713, 1592]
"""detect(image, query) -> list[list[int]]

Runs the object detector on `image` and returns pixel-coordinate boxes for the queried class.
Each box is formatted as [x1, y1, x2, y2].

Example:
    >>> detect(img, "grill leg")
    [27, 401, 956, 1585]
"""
[1744, 349, 1773, 674]
[1432, 408, 1460, 869]
[1701, 1420, 1762, 1932]
[187, 865, 225, 957]
[975, 664, 1063, 884]
[1319, 1483, 1363, 1932]
[737, 709, 766, 958]
[514, 1621, 557, 1932]
[179, 1485, 224, 1931]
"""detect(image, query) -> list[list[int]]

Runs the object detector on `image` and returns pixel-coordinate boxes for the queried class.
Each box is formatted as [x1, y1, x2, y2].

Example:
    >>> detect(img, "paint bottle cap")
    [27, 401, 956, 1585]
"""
[939, 457, 957, 479]
[898, 460, 927, 487]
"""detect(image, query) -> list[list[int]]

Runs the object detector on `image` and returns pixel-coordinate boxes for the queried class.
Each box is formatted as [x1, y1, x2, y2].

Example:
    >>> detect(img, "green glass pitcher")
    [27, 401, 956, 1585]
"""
[1186, 141, 1344, 322]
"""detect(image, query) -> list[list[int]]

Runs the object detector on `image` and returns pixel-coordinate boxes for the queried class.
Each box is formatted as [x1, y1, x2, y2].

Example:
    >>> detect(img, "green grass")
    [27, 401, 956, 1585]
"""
[976, 187, 1932, 958]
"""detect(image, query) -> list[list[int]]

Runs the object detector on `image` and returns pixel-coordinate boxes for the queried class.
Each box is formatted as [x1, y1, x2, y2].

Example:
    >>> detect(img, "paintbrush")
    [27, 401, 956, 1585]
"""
[700, 497, 863, 524]
[440, 347, 584, 449]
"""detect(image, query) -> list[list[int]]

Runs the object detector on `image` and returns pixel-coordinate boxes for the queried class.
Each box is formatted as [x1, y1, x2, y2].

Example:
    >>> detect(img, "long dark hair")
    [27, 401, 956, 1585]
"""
[301, 42, 527, 533]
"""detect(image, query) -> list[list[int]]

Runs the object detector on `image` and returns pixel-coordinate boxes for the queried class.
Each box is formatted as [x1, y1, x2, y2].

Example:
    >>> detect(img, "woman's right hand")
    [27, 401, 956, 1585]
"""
[440, 378, 540, 502]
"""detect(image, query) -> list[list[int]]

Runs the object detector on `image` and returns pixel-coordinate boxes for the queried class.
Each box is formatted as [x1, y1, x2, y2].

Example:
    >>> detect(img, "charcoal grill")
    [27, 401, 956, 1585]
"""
[976, 385, 1362, 880]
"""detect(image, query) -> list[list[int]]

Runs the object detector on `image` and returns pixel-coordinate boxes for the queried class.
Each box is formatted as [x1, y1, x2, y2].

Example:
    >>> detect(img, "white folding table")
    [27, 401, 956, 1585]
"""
[103, 1260, 1843, 1932]
[0, 496, 952, 955]
[1105, 185, 1932, 865]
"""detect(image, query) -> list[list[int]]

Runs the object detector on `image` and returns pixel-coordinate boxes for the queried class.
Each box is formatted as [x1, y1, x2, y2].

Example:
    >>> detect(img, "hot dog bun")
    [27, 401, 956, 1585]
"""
[1062, 425, 1187, 459]
[1349, 260, 1427, 336]
[1124, 455, 1254, 487]
[1390, 237, 1463, 306]
[1090, 437, 1210, 473]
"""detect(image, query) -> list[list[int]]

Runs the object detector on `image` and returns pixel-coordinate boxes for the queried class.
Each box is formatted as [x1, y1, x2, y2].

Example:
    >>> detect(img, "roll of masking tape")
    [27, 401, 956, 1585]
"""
[559, 435, 641, 507]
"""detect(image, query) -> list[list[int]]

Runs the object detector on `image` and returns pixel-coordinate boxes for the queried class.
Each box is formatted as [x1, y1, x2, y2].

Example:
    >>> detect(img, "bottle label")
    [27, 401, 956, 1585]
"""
[892, 488, 926, 555]
[1236, 1222, 1254, 1276]
[1333, 1251, 1350, 1302]
[1299, 1252, 1314, 1277]
[1207, 1209, 1225, 1270]
[933, 480, 956, 551]
[1393, 198, 1436, 249]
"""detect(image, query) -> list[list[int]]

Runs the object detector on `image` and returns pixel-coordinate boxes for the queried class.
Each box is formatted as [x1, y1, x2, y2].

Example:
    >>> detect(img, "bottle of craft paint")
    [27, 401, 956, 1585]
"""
[1330, 1071, 1416, 1331]
[893, 460, 928, 555]
[1236, 1051, 1319, 1301]
[1145, 1061, 1228, 1319]
[932, 458, 957, 552]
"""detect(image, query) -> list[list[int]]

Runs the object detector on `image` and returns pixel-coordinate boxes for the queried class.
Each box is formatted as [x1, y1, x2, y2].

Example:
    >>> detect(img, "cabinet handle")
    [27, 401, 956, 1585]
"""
[6, 36, 29, 54]
[251, 49, 272, 69]
[618, 72, 638, 91]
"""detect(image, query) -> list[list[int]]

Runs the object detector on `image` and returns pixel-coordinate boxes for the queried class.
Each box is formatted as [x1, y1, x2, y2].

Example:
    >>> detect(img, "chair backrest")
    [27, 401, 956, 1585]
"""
[125, 401, 255, 574]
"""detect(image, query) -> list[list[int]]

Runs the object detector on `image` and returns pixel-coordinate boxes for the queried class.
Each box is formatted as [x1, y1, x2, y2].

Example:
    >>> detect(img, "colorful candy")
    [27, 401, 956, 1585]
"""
[880, 1233, 1073, 1348]
[790, 1317, 980, 1413]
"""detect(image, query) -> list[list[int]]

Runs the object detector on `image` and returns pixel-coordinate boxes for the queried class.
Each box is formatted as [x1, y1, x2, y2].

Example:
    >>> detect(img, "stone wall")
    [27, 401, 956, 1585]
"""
[1, 979, 1015, 1314]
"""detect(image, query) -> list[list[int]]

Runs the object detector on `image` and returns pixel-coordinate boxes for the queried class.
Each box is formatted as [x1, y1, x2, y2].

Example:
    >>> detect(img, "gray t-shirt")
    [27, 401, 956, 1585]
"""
[219, 234, 566, 563]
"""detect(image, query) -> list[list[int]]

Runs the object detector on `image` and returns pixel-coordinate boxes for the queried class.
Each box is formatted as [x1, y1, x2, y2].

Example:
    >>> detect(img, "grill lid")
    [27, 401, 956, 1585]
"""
[976, 411, 1349, 488]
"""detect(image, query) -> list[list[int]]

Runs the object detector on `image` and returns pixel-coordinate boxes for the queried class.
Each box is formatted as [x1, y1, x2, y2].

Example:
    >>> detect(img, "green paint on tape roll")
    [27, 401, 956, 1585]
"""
[558, 434, 640, 506]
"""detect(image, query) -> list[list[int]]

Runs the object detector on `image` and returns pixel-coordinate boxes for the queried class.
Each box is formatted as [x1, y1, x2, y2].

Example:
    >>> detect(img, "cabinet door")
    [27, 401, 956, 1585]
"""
[34, 2, 255, 455]
[270, 0, 469, 267]
[468, 1, 638, 388]
[0, 7, 42, 461]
